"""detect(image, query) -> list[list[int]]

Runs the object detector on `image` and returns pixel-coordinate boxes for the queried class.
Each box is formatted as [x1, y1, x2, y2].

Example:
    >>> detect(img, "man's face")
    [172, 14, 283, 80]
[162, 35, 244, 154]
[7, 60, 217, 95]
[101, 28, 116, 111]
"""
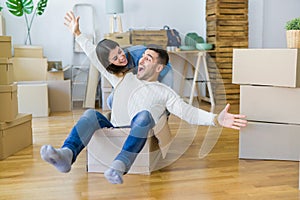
[137, 49, 161, 81]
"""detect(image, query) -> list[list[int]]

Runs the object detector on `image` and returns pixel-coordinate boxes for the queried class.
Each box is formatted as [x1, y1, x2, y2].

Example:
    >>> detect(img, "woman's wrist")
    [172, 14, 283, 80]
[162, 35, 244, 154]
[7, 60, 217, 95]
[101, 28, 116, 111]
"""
[74, 30, 81, 37]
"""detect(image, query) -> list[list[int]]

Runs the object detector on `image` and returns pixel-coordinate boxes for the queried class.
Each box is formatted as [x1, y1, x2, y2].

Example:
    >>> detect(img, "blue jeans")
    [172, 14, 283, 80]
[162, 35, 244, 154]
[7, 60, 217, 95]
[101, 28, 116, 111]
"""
[62, 109, 155, 172]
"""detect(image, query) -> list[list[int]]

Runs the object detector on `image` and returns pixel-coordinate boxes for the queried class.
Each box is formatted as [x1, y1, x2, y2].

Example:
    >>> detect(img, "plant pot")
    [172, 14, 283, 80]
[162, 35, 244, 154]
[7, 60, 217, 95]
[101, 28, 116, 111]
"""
[286, 30, 300, 48]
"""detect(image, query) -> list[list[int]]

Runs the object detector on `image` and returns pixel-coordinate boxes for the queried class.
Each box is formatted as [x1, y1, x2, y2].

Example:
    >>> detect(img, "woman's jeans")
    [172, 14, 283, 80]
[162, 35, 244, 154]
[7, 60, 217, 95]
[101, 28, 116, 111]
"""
[62, 109, 155, 172]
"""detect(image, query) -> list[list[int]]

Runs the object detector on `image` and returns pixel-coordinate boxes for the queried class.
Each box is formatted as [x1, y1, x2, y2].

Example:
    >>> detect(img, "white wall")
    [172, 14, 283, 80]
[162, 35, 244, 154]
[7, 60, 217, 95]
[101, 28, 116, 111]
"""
[2, 0, 300, 66]
[248, 0, 300, 48]
[262, 0, 300, 48]
[2, 0, 205, 67]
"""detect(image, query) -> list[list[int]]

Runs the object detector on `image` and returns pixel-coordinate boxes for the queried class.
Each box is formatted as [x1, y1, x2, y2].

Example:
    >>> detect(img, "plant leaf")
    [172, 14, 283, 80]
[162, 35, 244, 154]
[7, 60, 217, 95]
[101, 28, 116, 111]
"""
[286, 17, 300, 30]
[5, 0, 34, 17]
[36, 0, 48, 16]
[22, 0, 34, 14]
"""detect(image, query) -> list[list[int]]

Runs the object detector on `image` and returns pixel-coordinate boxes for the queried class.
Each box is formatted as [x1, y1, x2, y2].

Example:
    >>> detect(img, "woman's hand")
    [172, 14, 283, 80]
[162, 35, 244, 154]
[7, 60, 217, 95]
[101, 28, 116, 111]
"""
[64, 11, 81, 36]
[217, 103, 247, 130]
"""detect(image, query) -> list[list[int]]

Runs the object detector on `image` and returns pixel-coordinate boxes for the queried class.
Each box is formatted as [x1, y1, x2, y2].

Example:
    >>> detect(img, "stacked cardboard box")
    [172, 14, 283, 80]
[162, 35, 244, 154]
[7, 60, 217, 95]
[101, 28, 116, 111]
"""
[47, 61, 64, 81]
[13, 46, 71, 114]
[11, 45, 50, 117]
[233, 48, 300, 161]
[0, 36, 32, 160]
[12, 45, 48, 81]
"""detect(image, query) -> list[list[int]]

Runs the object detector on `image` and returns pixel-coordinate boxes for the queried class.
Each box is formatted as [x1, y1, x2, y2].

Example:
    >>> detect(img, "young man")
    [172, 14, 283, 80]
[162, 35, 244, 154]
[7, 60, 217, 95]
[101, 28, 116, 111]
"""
[40, 44, 247, 185]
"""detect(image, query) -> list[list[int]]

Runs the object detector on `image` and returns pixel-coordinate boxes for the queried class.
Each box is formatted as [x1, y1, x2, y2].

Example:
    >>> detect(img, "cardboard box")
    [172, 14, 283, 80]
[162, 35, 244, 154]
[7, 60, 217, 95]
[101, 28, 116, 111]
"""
[0, 36, 12, 58]
[47, 71, 64, 81]
[0, 114, 32, 160]
[11, 57, 48, 81]
[0, 58, 13, 85]
[17, 80, 71, 113]
[47, 80, 71, 112]
[47, 61, 62, 71]
[0, 83, 18, 122]
[239, 121, 300, 161]
[14, 45, 43, 58]
[17, 82, 49, 117]
[47, 61, 65, 80]
[104, 32, 131, 47]
[240, 85, 300, 124]
[233, 49, 300, 87]
[87, 128, 161, 175]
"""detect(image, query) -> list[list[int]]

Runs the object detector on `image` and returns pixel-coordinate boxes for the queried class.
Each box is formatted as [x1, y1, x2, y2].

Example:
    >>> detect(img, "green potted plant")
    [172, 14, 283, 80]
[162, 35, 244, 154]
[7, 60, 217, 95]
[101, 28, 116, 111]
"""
[5, 0, 48, 45]
[285, 17, 300, 48]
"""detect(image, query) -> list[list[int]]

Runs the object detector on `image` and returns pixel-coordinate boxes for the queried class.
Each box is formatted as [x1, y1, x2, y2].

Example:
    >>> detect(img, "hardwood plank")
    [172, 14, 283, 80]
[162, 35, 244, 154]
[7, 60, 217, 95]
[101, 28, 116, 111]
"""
[0, 103, 299, 199]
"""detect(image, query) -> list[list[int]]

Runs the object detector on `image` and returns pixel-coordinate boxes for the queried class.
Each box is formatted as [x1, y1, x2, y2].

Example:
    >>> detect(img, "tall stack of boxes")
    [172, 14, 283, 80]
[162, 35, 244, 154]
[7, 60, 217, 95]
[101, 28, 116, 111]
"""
[233, 48, 300, 161]
[11, 45, 71, 116]
[0, 36, 32, 160]
[12, 45, 49, 117]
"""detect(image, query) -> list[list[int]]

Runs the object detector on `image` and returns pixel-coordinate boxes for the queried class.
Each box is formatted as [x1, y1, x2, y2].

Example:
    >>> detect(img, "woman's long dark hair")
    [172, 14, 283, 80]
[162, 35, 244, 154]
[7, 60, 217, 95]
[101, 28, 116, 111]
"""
[106, 52, 133, 75]
[95, 39, 133, 76]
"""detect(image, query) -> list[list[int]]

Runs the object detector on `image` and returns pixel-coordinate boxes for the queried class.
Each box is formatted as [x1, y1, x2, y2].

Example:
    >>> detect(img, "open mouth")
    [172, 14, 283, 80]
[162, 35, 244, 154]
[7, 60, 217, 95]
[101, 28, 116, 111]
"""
[120, 59, 128, 66]
[138, 66, 145, 73]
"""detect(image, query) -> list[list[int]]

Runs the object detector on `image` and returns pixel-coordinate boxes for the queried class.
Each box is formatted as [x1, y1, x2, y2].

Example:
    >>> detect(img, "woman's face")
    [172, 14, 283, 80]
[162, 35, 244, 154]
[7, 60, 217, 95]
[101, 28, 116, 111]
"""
[108, 46, 128, 66]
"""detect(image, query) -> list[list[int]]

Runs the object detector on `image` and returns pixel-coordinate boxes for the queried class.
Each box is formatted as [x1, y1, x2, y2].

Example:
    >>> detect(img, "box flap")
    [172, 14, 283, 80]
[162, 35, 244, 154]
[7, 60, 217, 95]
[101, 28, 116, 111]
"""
[14, 45, 43, 50]
[0, 83, 17, 93]
[0, 36, 11, 42]
[0, 114, 32, 130]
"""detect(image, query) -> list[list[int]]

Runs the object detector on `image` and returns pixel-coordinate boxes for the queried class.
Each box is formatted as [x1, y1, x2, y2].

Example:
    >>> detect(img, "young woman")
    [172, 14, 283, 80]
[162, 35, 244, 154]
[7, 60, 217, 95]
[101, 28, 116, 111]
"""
[64, 11, 173, 108]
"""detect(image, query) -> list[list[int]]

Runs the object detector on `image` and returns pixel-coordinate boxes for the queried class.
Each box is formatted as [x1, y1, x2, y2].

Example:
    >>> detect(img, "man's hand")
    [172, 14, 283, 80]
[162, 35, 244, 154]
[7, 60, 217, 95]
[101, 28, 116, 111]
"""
[217, 103, 247, 130]
[64, 11, 81, 36]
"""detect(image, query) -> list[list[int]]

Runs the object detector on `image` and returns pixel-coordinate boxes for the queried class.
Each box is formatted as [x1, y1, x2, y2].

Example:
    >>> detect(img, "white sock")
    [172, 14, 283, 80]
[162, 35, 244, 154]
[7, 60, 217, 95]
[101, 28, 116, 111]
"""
[40, 145, 73, 173]
[104, 160, 126, 184]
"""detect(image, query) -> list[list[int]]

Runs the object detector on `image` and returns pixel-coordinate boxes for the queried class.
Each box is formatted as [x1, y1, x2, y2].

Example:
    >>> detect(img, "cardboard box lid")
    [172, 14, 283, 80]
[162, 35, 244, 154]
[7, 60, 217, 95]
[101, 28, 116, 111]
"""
[14, 45, 43, 50]
[0, 83, 17, 93]
[0, 36, 11, 42]
[233, 48, 300, 87]
[0, 113, 32, 131]
[0, 58, 12, 64]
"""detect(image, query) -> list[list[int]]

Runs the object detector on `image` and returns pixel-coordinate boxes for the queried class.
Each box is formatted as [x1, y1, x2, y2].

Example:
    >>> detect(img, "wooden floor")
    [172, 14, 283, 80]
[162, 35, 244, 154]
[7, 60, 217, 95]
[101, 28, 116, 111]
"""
[0, 102, 300, 200]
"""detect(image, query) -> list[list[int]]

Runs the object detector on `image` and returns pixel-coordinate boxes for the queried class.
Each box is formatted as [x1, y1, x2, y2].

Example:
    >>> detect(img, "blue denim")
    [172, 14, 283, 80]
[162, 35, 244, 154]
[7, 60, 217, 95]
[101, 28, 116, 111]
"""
[115, 110, 155, 172]
[62, 109, 113, 163]
[61, 109, 155, 172]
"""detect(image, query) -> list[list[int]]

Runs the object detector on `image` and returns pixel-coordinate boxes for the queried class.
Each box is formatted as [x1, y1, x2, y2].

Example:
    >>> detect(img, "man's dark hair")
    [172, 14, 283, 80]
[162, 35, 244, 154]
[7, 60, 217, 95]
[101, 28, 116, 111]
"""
[146, 44, 169, 66]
